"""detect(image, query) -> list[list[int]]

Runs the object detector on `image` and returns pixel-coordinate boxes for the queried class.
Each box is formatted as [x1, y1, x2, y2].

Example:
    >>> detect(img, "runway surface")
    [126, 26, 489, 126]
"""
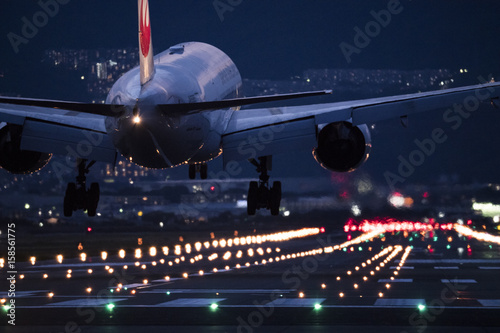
[1, 221, 500, 332]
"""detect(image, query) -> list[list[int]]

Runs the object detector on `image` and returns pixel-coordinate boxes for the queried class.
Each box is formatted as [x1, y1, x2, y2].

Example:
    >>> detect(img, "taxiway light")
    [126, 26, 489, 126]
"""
[101, 252, 108, 261]
[321, 283, 327, 289]
[43, 274, 48, 279]
[48, 292, 54, 298]
[298, 292, 304, 298]
[88, 269, 93, 274]
[339, 292, 344, 298]
[56, 255, 63, 264]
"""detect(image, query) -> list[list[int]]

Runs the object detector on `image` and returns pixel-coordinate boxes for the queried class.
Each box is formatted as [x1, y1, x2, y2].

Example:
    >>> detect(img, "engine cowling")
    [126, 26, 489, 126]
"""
[0, 125, 52, 174]
[313, 122, 371, 172]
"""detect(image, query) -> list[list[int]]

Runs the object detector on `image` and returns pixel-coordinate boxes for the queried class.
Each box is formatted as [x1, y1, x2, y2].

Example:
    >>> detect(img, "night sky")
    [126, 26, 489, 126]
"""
[1, 0, 500, 186]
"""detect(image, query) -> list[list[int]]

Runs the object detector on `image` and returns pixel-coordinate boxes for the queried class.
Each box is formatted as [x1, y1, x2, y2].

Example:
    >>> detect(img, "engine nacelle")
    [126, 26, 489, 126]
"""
[0, 125, 52, 174]
[313, 122, 371, 173]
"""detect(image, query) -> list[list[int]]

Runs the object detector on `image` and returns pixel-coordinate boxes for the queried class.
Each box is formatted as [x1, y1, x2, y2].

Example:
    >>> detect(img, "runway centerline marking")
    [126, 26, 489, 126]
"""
[441, 279, 477, 284]
[374, 298, 425, 307]
[154, 298, 227, 307]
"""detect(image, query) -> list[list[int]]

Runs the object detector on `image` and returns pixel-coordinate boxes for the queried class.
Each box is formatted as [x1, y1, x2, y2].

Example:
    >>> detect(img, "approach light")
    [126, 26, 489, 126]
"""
[133, 115, 141, 124]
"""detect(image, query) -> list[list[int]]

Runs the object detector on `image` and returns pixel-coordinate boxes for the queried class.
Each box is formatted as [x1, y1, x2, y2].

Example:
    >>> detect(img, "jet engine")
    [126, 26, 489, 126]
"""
[0, 125, 52, 174]
[313, 121, 371, 172]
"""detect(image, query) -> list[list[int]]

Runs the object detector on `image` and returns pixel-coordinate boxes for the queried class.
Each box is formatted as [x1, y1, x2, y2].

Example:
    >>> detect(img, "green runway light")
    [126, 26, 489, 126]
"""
[358, 246, 363, 251]
[107, 303, 115, 311]
[3, 305, 10, 311]
[314, 303, 322, 310]
[418, 304, 426, 311]
[446, 245, 451, 249]
[210, 303, 218, 309]
[166, 291, 171, 295]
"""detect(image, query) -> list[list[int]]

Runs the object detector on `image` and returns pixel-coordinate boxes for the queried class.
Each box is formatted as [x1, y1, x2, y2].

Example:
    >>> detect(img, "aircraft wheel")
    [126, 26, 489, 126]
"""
[270, 181, 281, 216]
[63, 183, 76, 217]
[188, 165, 196, 179]
[87, 183, 100, 217]
[200, 164, 208, 180]
[247, 181, 258, 215]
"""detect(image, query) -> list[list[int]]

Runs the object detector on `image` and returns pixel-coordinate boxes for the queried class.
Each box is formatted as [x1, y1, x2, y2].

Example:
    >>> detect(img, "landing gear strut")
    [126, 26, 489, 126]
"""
[189, 163, 208, 180]
[63, 159, 100, 217]
[247, 156, 281, 216]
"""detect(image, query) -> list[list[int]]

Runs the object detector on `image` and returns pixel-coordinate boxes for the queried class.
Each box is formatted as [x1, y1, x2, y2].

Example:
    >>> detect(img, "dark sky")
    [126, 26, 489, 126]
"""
[1, 0, 500, 77]
[1, 0, 500, 186]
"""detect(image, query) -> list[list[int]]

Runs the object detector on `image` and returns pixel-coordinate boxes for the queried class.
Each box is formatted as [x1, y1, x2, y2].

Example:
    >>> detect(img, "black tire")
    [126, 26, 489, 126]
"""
[63, 183, 76, 217]
[87, 183, 100, 217]
[247, 181, 258, 215]
[188, 164, 196, 179]
[200, 164, 208, 180]
[270, 181, 282, 216]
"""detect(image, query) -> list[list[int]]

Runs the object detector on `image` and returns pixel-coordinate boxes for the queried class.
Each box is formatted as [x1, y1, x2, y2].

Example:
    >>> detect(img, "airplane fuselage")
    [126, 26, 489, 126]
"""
[105, 42, 242, 168]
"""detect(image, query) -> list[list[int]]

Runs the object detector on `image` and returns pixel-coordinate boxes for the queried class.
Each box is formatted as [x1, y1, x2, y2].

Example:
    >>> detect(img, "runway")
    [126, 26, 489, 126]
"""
[1, 222, 500, 332]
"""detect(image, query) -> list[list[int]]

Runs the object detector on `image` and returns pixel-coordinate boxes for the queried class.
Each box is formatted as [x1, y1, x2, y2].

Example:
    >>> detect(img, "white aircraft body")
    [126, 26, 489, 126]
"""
[0, 0, 499, 216]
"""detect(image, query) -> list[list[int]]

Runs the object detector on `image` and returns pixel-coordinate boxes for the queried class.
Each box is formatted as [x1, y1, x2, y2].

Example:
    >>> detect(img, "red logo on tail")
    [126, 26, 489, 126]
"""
[139, 0, 151, 57]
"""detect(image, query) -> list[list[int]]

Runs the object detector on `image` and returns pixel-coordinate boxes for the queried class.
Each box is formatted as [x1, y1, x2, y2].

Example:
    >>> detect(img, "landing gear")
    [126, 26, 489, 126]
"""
[247, 156, 281, 216]
[63, 160, 100, 217]
[188, 163, 208, 180]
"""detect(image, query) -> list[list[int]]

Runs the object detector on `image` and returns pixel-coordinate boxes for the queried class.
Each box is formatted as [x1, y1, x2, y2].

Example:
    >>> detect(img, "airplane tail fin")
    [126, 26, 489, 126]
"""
[138, 0, 155, 85]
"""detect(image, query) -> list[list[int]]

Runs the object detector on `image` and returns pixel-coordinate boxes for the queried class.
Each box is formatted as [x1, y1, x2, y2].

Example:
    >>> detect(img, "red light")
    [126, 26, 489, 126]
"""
[210, 186, 215, 192]
[347, 234, 352, 241]
[351, 225, 357, 232]
[87, 227, 92, 232]
[467, 220, 472, 225]
[344, 225, 349, 233]
[423, 192, 429, 198]
[320, 227, 325, 233]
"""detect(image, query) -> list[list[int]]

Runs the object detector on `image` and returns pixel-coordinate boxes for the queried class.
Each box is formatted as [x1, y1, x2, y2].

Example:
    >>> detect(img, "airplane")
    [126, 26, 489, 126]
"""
[0, 0, 499, 217]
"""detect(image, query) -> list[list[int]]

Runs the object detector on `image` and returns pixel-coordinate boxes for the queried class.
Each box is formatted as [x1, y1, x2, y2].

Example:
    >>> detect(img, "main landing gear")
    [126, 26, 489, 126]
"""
[247, 156, 281, 216]
[189, 163, 208, 180]
[63, 159, 100, 217]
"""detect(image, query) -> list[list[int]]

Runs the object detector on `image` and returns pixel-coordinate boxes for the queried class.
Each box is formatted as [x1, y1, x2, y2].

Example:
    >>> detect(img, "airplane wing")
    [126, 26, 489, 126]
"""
[222, 81, 500, 164]
[0, 102, 118, 163]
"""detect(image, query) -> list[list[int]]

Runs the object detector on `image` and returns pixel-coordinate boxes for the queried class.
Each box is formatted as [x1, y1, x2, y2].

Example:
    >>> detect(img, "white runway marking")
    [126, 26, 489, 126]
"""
[377, 279, 413, 283]
[46, 298, 128, 307]
[0, 291, 47, 298]
[389, 266, 414, 269]
[441, 279, 477, 284]
[374, 298, 425, 307]
[478, 299, 500, 307]
[140, 289, 294, 294]
[266, 298, 326, 307]
[403, 259, 500, 264]
[154, 298, 226, 307]
[434, 266, 459, 269]
[478, 266, 500, 270]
